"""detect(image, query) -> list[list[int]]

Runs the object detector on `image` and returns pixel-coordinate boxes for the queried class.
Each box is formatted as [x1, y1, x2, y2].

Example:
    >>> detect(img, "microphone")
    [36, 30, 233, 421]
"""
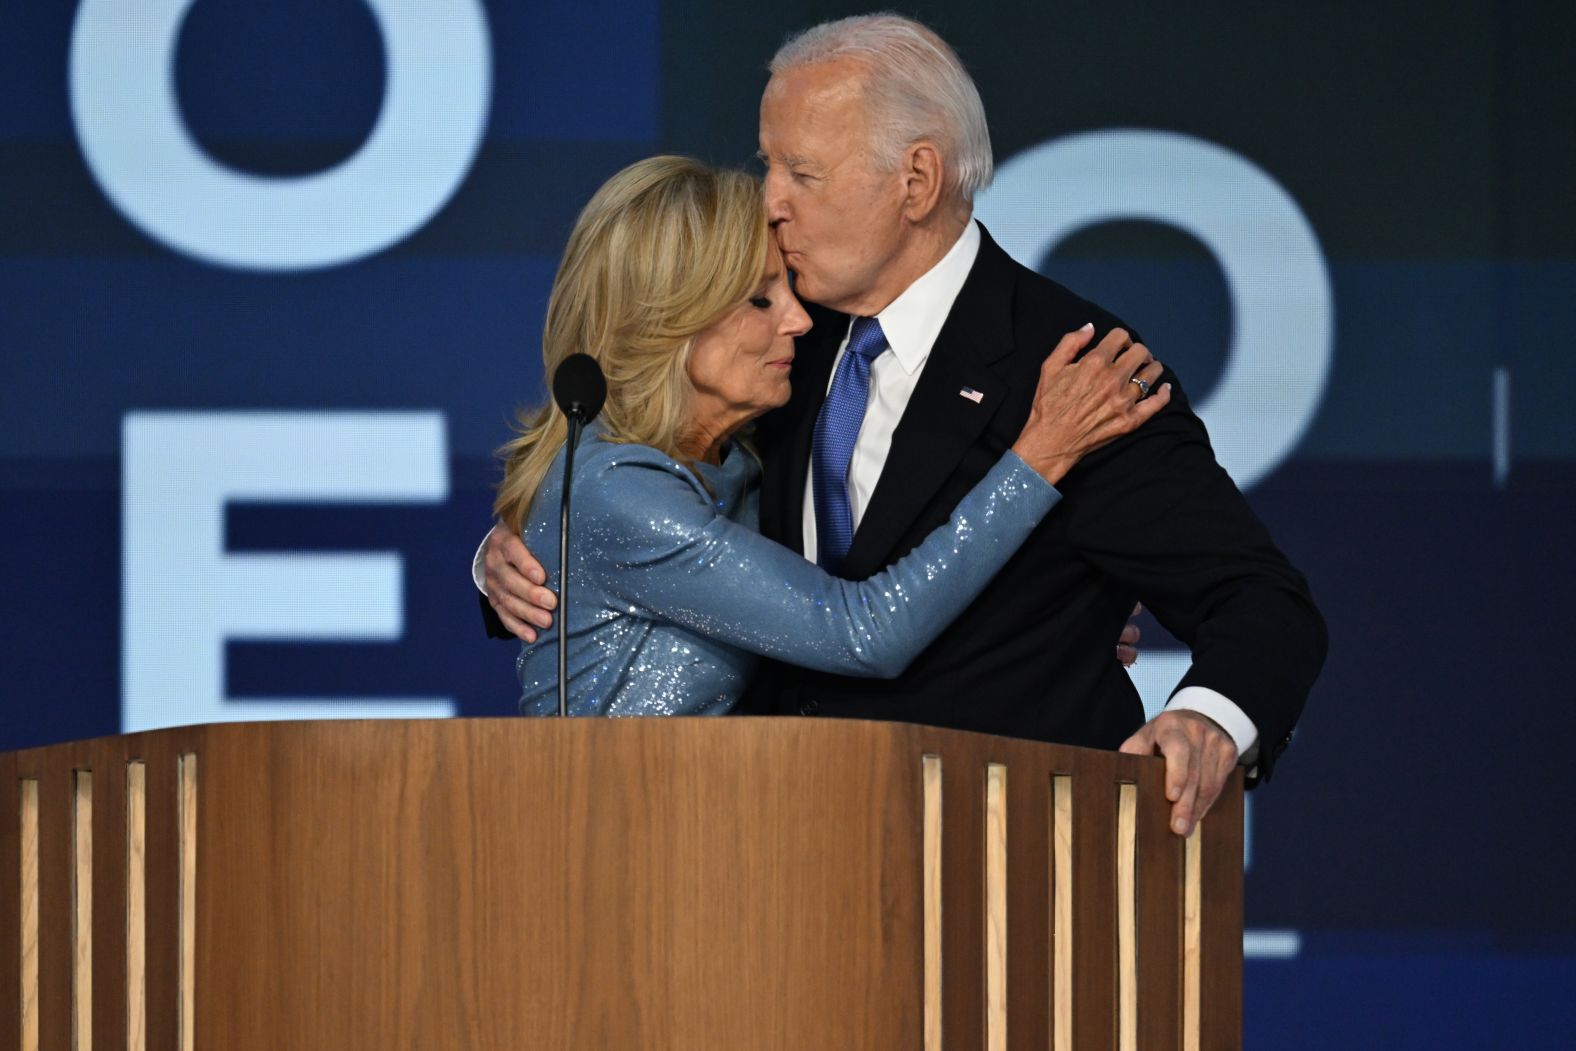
[551, 354, 606, 717]
[553, 353, 607, 424]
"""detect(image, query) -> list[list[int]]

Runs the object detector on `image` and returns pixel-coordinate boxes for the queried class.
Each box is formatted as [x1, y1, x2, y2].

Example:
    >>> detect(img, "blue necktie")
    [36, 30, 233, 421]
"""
[811, 316, 888, 573]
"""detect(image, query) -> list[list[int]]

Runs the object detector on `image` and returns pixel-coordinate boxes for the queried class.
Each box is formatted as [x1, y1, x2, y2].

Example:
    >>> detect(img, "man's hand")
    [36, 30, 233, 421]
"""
[1119, 709, 1237, 837]
[1116, 603, 1142, 667]
[483, 526, 557, 643]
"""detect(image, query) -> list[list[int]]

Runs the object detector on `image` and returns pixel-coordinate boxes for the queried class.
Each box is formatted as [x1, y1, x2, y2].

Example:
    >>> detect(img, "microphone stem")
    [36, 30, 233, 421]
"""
[557, 415, 583, 718]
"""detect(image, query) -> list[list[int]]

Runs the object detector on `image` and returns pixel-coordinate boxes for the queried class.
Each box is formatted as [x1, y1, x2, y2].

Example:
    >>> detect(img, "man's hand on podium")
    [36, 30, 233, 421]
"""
[1119, 709, 1238, 838]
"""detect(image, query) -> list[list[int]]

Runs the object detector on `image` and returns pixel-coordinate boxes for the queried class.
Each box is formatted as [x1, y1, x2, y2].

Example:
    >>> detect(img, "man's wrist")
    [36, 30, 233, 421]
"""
[1165, 686, 1258, 761]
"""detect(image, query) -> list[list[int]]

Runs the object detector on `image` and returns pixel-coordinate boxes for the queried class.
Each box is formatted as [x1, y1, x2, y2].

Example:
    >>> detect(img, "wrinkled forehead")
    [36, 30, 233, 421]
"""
[759, 59, 873, 146]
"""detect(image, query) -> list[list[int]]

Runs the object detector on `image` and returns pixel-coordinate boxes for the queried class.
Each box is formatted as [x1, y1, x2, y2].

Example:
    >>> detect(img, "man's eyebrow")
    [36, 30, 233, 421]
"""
[757, 149, 817, 169]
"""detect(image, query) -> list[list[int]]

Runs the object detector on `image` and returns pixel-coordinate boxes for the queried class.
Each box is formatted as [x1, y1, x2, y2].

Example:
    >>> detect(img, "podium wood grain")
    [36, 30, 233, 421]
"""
[3, 719, 1242, 1050]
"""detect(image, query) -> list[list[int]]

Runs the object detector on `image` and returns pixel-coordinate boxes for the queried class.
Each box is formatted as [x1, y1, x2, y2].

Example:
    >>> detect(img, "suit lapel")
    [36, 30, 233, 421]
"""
[842, 232, 1021, 579]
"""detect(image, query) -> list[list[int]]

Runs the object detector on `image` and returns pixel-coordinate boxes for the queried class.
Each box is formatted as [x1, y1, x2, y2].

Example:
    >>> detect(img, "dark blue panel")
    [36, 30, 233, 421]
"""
[0, 4, 75, 137]
[486, 0, 659, 141]
[0, 459, 122, 748]
[1228, 461, 1576, 939]
[0, 258, 557, 460]
[176, 0, 386, 172]
[1246, 939, 1576, 1048]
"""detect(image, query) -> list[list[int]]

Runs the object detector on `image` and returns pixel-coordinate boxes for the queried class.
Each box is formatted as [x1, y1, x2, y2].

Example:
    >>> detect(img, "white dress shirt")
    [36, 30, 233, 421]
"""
[800, 221, 982, 562]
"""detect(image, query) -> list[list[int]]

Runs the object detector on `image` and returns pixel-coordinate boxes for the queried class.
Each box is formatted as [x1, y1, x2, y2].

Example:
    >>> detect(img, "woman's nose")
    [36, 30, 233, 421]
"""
[782, 297, 812, 337]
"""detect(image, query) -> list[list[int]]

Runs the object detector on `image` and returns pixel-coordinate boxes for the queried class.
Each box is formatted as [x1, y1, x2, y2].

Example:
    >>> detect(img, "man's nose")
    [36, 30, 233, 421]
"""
[763, 172, 790, 223]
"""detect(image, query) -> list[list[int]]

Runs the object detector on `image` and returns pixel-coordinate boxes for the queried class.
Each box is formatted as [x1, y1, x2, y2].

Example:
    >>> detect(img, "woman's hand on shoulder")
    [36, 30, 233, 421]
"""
[1010, 324, 1171, 486]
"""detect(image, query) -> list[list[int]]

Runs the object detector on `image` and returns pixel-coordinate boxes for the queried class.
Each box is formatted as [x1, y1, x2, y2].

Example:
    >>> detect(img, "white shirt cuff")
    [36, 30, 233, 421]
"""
[1166, 686, 1259, 764]
[472, 529, 492, 593]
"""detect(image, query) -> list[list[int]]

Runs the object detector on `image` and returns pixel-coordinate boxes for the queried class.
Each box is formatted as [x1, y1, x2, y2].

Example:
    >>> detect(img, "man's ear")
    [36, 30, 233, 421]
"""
[900, 141, 945, 222]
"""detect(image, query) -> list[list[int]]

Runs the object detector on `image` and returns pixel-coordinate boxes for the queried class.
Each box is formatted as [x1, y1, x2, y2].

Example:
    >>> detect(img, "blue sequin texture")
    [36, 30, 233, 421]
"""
[516, 423, 1061, 717]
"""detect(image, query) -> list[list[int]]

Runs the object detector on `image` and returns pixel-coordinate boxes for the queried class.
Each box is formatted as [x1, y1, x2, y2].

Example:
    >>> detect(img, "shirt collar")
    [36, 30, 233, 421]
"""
[870, 219, 981, 375]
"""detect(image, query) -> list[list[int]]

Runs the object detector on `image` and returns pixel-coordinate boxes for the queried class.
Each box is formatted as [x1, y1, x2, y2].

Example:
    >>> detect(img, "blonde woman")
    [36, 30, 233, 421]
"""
[496, 156, 1168, 716]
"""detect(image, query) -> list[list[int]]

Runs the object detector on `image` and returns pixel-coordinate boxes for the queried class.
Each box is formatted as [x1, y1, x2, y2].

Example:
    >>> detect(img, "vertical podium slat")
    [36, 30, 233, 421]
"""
[1116, 783, 1138, 1051]
[982, 764, 1007, 1051]
[126, 762, 147, 1051]
[70, 773, 90, 1051]
[177, 755, 197, 1051]
[1049, 774, 1073, 1051]
[922, 755, 942, 1051]
[1183, 829, 1202, 1051]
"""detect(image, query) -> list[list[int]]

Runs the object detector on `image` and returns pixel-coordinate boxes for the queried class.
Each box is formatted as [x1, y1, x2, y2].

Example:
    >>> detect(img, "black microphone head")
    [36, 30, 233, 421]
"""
[552, 353, 607, 423]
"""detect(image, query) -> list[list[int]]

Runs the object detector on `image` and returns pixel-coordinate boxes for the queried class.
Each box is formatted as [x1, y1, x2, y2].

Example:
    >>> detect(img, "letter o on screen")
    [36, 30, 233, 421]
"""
[975, 130, 1333, 490]
[69, 0, 491, 271]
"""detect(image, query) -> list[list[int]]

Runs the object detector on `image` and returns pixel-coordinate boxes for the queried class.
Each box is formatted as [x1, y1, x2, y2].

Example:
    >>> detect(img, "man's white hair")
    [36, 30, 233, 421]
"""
[769, 12, 993, 204]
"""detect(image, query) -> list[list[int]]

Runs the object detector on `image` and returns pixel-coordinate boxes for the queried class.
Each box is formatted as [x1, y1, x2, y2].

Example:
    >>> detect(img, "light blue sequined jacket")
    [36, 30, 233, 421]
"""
[517, 424, 1059, 717]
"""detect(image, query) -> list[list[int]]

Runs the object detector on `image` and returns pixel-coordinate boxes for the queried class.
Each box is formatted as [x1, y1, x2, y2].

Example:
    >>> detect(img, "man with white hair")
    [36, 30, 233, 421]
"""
[483, 14, 1325, 833]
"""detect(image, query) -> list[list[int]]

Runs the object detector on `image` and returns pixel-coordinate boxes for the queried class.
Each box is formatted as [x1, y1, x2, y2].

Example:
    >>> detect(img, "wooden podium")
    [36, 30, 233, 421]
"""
[2, 719, 1242, 1049]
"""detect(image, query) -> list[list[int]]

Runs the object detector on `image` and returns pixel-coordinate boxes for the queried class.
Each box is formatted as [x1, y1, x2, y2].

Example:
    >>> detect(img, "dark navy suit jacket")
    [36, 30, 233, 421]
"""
[744, 225, 1325, 781]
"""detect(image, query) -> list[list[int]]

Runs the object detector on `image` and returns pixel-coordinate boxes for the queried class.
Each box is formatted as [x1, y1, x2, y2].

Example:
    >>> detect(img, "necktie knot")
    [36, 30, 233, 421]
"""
[846, 316, 887, 363]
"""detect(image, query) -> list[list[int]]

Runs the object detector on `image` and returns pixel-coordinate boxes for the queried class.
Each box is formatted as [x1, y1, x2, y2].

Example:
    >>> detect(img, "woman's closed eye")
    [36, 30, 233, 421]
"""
[749, 296, 772, 309]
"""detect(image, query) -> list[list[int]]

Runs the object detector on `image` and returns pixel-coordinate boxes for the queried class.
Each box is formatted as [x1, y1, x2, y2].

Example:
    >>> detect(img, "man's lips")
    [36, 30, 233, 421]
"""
[768, 356, 794, 369]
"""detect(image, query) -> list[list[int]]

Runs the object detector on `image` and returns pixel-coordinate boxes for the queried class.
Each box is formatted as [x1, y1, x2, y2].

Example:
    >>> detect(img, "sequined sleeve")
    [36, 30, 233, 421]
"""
[577, 447, 1061, 678]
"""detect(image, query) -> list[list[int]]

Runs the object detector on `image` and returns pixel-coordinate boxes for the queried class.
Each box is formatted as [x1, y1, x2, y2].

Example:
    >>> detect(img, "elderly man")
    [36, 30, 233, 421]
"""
[481, 14, 1325, 834]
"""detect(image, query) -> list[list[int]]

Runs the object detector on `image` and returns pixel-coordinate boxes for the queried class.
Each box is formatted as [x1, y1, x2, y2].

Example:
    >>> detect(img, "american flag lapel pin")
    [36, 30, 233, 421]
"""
[959, 386, 984, 404]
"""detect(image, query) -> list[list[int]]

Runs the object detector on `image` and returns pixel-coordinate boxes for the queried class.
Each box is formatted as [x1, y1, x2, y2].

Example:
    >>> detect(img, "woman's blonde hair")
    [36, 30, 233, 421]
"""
[493, 156, 770, 533]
